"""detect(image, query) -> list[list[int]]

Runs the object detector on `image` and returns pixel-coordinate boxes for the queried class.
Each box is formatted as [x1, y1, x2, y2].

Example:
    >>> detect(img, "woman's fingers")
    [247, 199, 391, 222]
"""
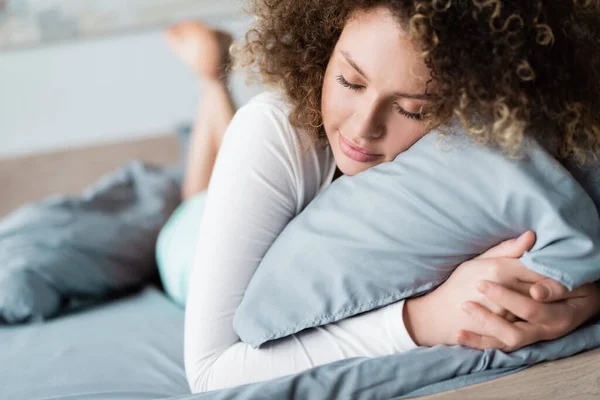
[530, 278, 591, 302]
[461, 301, 537, 351]
[461, 302, 525, 348]
[499, 258, 546, 283]
[510, 280, 534, 296]
[475, 231, 536, 260]
[456, 330, 508, 351]
[478, 280, 568, 324]
[503, 312, 519, 323]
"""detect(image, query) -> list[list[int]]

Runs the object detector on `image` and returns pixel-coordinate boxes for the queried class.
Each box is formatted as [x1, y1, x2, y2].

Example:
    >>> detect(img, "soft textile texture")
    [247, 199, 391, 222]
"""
[0, 286, 190, 400]
[234, 130, 600, 348]
[2, 157, 600, 398]
[173, 317, 600, 400]
[0, 161, 180, 323]
[3, 283, 599, 400]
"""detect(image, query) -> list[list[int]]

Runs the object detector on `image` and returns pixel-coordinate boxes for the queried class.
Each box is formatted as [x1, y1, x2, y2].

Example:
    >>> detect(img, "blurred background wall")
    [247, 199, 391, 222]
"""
[0, 1, 262, 158]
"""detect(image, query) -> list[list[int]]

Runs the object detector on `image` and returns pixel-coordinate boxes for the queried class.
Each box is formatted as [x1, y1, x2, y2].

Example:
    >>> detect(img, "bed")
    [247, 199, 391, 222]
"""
[1, 135, 599, 400]
[0, 285, 190, 400]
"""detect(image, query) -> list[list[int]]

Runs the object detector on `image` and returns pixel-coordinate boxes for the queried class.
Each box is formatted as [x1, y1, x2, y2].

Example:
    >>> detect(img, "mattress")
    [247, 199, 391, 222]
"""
[0, 286, 190, 400]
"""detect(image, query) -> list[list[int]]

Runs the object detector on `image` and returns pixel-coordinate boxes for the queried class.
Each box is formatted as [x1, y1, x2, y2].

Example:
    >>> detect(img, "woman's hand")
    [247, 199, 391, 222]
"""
[404, 230, 600, 351]
[404, 231, 540, 347]
[458, 277, 600, 352]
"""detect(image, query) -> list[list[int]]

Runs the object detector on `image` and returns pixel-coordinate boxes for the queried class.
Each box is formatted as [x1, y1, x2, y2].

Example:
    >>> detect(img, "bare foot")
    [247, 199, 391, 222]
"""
[165, 21, 233, 82]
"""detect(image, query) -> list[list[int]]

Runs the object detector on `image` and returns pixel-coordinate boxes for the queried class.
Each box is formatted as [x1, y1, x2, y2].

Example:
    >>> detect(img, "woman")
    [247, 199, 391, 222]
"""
[158, 0, 600, 393]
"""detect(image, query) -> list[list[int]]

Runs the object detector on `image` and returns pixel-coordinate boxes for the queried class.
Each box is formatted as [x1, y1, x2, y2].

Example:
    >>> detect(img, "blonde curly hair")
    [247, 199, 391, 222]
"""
[234, 0, 600, 164]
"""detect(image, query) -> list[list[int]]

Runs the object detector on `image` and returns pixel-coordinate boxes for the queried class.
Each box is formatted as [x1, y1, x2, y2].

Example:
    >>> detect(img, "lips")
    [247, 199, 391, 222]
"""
[338, 134, 382, 163]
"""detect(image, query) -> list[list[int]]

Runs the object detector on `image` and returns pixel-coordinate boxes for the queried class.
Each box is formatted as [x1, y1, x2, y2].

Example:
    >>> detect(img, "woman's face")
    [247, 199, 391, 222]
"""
[321, 7, 433, 176]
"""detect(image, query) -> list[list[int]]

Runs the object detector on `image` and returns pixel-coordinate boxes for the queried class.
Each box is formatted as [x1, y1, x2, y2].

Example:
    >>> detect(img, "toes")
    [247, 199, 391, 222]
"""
[165, 24, 184, 41]
[178, 21, 211, 37]
[164, 21, 233, 80]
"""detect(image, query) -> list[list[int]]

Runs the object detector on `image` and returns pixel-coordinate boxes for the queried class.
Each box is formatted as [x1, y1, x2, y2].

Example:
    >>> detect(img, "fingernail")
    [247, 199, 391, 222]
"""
[462, 303, 473, 315]
[539, 285, 549, 300]
[478, 281, 490, 294]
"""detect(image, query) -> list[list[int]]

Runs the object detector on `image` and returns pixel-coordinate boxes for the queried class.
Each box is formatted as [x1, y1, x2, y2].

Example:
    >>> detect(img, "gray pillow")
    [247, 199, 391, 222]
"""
[233, 130, 600, 348]
[0, 161, 180, 323]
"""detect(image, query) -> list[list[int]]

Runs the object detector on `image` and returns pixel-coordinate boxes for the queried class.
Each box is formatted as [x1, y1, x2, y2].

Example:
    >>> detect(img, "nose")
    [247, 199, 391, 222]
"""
[348, 101, 385, 141]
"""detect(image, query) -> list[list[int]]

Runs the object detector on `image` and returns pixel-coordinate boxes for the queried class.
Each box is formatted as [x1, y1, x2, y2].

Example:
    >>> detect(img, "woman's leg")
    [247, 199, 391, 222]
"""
[165, 22, 236, 200]
[156, 22, 236, 306]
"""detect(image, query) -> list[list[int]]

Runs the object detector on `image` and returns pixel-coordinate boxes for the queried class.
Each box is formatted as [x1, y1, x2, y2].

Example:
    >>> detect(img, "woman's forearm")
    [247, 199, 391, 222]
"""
[186, 299, 417, 392]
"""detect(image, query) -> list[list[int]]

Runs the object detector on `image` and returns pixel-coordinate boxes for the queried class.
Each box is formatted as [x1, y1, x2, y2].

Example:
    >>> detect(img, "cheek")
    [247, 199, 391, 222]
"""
[384, 125, 428, 160]
[321, 78, 341, 131]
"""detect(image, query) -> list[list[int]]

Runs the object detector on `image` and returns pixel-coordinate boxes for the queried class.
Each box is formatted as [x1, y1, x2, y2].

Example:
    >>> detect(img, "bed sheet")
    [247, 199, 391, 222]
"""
[0, 286, 190, 400]
[2, 283, 599, 400]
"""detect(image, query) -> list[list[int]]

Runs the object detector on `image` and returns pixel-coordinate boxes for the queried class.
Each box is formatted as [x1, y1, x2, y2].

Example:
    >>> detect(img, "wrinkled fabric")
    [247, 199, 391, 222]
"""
[235, 131, 600, 348]
[1, 149, 599, 398]
[0, 161, 181, 323]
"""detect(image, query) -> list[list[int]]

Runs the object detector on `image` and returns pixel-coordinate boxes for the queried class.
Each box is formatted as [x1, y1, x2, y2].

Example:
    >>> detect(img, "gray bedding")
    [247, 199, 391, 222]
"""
[1, 160, 599, 399]
[0, 286, 189, 400]
[1, 284, 598, 400]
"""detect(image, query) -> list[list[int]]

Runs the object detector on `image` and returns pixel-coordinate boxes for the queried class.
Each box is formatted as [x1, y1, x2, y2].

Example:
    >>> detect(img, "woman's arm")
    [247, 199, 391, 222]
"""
[184, 99, 417, 393]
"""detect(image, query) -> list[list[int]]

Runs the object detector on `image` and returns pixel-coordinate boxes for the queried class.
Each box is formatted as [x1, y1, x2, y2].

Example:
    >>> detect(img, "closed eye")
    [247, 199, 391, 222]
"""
[336, 75, 364, 92]
[394, 103, 423, 121]
[336, 74, 424, 121]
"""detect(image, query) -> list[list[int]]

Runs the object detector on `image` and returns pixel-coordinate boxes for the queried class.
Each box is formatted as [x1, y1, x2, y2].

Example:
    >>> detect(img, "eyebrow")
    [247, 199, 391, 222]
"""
[340, 50, 432, 101]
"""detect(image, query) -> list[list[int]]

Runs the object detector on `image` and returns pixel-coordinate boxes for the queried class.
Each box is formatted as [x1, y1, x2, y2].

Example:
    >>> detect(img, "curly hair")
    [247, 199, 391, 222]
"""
[234, 0, 600, 164]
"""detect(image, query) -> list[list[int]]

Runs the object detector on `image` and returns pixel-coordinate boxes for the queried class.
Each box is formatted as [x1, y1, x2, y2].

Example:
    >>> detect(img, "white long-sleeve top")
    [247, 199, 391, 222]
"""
[184, 91, 417, 393]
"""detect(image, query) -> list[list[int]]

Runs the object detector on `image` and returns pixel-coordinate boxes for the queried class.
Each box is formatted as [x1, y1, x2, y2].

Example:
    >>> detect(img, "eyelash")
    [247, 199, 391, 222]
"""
[335, 75, 423, 121]
[336, 75, 363, 91]
[393, 104, 424, 121]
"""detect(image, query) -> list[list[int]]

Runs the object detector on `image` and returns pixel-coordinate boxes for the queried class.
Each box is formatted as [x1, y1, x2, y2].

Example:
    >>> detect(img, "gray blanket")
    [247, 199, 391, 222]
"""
[177, 318, 600, 399]
[1, 160, 599, 399]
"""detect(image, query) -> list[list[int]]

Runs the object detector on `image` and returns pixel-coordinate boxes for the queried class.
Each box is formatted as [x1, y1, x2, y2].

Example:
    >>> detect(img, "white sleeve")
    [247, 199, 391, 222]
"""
[183, 99, 418, 394]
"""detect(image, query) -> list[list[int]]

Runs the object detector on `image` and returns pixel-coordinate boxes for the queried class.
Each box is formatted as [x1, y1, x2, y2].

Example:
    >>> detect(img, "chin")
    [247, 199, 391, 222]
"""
[334, 154, 374, 177]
